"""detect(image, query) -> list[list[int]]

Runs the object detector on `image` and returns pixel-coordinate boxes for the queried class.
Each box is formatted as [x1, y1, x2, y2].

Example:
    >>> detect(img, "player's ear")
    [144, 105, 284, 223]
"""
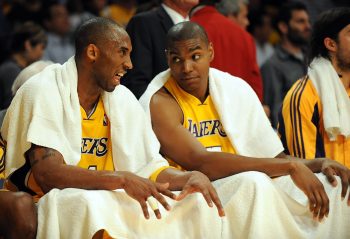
[324, 37, 337, 53]
[86, 44, 99, 63]
[208, 42, 214, 62]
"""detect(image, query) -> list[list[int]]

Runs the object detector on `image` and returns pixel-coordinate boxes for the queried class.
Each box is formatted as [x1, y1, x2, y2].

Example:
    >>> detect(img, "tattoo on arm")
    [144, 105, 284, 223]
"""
[41, 150, 56, 160]
[27, 146, 58, 168]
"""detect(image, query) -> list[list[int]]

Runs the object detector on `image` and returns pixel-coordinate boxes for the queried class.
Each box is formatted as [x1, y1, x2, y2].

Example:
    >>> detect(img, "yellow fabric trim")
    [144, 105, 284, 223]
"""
[149, 166, 174, 182]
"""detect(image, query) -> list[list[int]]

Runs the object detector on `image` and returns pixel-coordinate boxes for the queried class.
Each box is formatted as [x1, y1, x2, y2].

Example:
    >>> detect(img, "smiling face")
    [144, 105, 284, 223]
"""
[167, 37, 213, 98]
[92, 34, 133, 92]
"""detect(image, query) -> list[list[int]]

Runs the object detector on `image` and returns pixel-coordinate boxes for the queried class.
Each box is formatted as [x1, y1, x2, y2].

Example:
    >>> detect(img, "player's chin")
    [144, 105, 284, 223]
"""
[105, 85, 118, 92]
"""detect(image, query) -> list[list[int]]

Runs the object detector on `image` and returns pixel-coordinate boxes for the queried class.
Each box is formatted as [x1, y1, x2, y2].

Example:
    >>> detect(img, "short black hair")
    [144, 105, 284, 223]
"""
[277, 1, 307, 26]
[166, 22, 209, 50]
[10, 21, 47, 53]
[309, 7, 350, 63]
[74, 17, 127, 59]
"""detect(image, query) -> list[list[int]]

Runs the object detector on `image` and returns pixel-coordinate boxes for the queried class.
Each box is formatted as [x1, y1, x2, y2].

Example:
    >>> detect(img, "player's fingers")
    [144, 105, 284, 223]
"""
[317, 190, 329, 221]
[152, 190, 171, 211]
[156, 183, 177, 200]
[312, 191, 322, 220]
[139, 200, 150, 219]
[200, 188, 214, 208]
[176, 185, 194, 201]
[323, 167, 337, 187]
[307, 192, 317, 214]
[339, 171, 349, 199]
[209, 188, 225, 217]
[147, 196, 161, 219]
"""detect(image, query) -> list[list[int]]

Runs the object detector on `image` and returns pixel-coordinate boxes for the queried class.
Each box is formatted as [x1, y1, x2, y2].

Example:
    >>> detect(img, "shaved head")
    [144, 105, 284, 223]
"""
[75, 17, 128, 59]
[166, 22, 209, 51]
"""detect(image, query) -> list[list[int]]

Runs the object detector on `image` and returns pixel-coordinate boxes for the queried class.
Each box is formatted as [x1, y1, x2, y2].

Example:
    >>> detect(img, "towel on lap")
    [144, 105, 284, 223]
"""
[37, 172, 350, 239]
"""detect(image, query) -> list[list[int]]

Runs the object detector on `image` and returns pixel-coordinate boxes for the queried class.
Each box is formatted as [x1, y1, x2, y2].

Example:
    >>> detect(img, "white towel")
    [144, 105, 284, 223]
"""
[1, 57, 168, 178]
[36, 172, 350, 239]
[140, 68, 284, 158]
[308, 57, 350, 140]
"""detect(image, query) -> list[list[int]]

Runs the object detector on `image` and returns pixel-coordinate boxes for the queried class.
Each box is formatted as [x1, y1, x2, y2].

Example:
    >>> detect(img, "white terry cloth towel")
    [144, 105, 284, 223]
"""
[308, 57, 350, 140]
[1, 56, 168, 179]
[140, 68, 284, 158]
[36, 172, 350, 239]
[272, 173, 350, 239]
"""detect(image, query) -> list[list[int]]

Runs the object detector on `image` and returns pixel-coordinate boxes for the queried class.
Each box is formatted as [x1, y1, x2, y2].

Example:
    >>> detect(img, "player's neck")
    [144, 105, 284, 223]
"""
[332, 60, 350, 89]
[77, 66, 102, 114]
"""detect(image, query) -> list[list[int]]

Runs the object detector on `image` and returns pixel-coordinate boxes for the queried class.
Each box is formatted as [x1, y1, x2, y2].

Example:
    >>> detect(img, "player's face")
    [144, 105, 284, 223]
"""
[167, 38, 213, 96]
[335, 24, 350, 72]
[93, 35, 132, 92]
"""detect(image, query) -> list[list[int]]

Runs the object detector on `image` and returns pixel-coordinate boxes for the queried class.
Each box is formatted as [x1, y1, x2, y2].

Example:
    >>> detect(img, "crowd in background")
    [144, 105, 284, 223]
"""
[1, 1, 350, 237]
[0, 0, 350, 121]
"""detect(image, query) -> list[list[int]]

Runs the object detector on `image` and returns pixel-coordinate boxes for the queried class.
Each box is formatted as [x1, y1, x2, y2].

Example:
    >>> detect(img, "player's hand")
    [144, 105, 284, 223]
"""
[176, 171, 225, 217]
[120, 171, 176, 219]
[320, 159, 350, 205]
[289, 162, 329, 221]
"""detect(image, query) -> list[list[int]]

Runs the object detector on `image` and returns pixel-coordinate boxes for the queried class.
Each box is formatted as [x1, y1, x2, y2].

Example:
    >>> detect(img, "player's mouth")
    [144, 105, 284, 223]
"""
[113, 72, 125, 85]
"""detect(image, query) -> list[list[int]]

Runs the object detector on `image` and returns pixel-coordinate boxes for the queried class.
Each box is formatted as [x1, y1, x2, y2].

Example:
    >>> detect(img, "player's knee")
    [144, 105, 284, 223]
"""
[11, 192, 37, 238]
[236, 171, 274, 190]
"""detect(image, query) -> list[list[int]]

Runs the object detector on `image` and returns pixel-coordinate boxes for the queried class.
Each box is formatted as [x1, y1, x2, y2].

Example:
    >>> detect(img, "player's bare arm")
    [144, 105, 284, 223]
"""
[150, 89, 332, 220]
[27, 144, 176, 219]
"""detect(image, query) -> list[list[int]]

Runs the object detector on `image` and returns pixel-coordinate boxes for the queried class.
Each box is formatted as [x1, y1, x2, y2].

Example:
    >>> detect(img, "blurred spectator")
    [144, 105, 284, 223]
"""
[291, 0, 334, 24]
[261, 1, 311, 128]
[0, 21, 47, 110]
[67, 0, 99, 32]
[83, 0, 107, 16]
[135, 0, 161, 14]
[0, 6, 12, 64]
[102, 0, 137, 28]
[5, 0, 44, 26]
[278, 7, 350, 166]
[248, 10, 274, 67]
[0, 60, 53, 126]
[191, 0, 263, 101]
[216, 0, 249, 30]
[123, 0, 199, 99]
[42, 1, 74, 64]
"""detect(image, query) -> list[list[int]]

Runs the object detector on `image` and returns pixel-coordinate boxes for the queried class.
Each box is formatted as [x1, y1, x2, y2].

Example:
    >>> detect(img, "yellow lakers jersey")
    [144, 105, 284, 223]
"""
[79, 98, 114, 171]
[164, 77, 235, 168]
[6, 98, 114, 201]
[278, 77, 350, 167]
[0, 135, 5, 181]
